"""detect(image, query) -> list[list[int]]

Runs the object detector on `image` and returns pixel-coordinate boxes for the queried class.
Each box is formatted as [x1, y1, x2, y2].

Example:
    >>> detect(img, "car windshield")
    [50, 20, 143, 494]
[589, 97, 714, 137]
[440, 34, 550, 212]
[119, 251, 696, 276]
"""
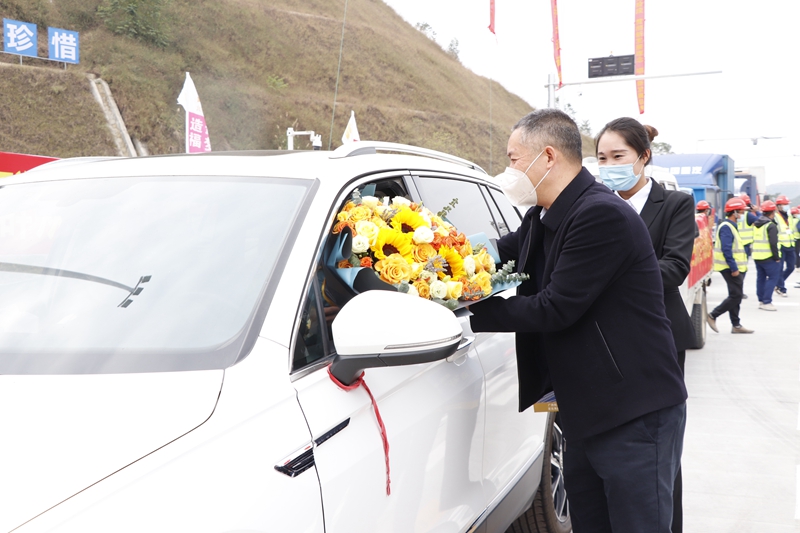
[0, 176, 313, 374]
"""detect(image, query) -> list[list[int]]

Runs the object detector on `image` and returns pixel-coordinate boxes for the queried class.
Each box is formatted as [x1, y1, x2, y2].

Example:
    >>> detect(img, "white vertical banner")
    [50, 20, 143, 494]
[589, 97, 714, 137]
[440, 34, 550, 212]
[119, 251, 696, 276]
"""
[177, 72, 211, 153]
[341, 110, 360, 144]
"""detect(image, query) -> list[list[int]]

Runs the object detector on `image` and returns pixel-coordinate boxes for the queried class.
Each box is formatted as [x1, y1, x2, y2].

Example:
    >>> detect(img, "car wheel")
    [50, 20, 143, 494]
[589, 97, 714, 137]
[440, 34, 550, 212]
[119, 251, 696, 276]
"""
[506, 412, 572, 533]
[690, 286, 707, 349]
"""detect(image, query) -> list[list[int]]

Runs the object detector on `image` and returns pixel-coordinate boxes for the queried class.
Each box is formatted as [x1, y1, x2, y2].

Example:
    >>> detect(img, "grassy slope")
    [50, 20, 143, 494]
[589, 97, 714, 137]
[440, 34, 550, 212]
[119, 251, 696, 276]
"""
[0, 0, 593, 170]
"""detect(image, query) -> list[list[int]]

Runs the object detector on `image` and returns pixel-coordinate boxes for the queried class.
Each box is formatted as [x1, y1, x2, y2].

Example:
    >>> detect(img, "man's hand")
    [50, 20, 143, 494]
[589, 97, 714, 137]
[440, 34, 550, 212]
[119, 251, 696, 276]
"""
[731, 270, 740, 277]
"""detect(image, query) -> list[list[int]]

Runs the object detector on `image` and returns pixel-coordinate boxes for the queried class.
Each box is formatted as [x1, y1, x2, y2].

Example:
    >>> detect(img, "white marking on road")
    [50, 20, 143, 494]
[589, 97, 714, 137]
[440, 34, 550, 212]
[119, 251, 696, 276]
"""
[775, 302, 800, 307]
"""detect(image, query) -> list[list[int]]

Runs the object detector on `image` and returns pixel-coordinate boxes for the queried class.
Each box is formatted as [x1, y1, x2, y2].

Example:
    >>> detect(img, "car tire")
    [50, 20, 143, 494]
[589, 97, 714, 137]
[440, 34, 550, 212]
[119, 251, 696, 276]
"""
[506, 412, 572, 533]
[690, 286, 707, 349]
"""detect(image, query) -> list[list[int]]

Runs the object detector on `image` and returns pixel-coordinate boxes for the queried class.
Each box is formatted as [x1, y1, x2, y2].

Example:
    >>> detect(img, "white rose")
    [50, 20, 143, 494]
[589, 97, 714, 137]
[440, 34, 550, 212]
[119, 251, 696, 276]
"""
[361, 196, 380, 209]
[406, 284, 420, 298]
[392, 196, 412, 207]
[430, 280, 448, 299]
[463, 255, 476, 278]
[351, 235, 370, 254]
[354, 220, 379, 246]
[413, 226, 435, 244]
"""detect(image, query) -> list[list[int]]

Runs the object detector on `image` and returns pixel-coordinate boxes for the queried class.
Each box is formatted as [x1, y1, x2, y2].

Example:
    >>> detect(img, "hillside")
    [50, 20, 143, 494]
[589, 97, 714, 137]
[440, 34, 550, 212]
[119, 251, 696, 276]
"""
[0, 0, 590, 171]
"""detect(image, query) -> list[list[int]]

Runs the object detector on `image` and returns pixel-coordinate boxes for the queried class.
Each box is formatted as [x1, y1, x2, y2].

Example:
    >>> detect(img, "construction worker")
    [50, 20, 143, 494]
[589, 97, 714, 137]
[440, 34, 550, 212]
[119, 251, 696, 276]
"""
[696, 200, 711, 219]
[738, 193, 757, 258]
[707, 197, 754, 333]
[737, 193, 758, 299]
[773, 195, 795, 296]
[752, 200, 781, 311]
[792, 206, 800, 288]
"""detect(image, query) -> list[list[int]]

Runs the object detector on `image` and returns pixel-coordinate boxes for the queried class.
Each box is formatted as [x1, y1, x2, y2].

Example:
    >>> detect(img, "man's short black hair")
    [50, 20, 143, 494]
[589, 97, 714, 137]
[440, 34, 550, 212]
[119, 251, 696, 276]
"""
[513, 109, 583, 164]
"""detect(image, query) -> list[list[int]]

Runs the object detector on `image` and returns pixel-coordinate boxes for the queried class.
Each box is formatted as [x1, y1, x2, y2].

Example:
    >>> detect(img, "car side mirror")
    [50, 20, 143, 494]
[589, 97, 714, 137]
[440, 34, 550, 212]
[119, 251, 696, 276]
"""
[330, 290, 462, 385]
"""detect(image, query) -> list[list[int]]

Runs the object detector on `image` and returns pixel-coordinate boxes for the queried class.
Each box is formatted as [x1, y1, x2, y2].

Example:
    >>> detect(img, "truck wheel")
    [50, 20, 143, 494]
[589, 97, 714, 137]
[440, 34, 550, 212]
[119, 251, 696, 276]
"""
[506, 412, 572, 533]
[691, 287, 707, 349]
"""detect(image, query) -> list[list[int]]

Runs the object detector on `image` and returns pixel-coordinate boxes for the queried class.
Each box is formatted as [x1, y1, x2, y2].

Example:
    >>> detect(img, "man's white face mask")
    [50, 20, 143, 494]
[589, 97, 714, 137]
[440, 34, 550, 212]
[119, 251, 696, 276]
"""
[495, 149, 552, 207]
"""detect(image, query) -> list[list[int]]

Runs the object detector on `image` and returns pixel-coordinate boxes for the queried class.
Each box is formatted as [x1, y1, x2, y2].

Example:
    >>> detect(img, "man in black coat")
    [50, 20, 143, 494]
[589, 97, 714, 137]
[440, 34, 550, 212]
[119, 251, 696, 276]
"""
[470, 109, 687, 533]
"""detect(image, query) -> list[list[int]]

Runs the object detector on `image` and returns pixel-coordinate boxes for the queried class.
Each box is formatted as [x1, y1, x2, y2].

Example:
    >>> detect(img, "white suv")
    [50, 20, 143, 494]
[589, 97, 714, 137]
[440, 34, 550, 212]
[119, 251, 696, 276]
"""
[0, 143, 570, 533]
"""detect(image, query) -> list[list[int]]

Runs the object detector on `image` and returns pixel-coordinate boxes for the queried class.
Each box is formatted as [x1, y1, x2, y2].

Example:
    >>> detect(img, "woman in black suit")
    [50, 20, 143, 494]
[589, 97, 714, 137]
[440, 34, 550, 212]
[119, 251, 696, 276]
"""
[596, 118, 696, 533]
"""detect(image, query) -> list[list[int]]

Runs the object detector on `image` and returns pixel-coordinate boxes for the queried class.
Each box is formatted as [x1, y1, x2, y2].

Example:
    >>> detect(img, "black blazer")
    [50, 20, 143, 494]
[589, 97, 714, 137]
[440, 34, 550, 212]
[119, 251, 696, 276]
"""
[470, 168, 687, 441]
[639, 179, 697, 352]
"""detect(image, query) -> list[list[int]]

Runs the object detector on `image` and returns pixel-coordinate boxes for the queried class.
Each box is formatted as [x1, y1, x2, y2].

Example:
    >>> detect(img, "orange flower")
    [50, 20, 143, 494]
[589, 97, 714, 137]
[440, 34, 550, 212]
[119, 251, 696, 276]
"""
[374, 253, 413, 284]
[332, 220, 355, 235]
[360, 256, 373, 268]
[414, 280, 431, 299]
[337, 259, 354, 269]
[412, 243, 437, 263]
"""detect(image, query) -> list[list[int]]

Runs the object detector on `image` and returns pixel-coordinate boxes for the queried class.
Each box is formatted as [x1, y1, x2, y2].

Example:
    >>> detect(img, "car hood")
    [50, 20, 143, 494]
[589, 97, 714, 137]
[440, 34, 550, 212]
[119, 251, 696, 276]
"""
[0, 370, 223, 533]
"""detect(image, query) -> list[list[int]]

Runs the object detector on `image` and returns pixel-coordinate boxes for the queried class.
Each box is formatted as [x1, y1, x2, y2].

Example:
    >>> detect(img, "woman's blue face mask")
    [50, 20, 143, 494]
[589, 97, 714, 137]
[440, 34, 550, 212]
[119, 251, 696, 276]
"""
[599, 156, 642, 192]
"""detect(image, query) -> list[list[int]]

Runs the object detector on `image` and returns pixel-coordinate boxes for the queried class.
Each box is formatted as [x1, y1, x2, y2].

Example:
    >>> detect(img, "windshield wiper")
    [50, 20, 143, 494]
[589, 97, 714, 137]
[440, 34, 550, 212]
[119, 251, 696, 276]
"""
[0, 263, 151, 308]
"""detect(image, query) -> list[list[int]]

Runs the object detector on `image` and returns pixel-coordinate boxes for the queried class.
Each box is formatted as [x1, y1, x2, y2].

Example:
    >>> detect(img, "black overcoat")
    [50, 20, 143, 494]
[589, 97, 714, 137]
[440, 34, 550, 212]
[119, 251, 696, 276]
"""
[470, 168, 687, 441]
[639, 178, 697, 352]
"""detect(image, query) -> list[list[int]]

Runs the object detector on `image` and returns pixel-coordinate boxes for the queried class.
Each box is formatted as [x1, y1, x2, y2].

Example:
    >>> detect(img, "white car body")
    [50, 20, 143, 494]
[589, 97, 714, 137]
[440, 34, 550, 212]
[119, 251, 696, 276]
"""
[0, 144, 563, 533]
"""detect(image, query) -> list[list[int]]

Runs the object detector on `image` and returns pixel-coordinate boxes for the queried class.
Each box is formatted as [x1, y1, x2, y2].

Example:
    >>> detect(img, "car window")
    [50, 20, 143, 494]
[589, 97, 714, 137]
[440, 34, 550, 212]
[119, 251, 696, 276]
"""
[0, 176, 313, 374]
[485, 186, 522, 234]
[413, 175, 501, 239]
[291, 175, 411, 372]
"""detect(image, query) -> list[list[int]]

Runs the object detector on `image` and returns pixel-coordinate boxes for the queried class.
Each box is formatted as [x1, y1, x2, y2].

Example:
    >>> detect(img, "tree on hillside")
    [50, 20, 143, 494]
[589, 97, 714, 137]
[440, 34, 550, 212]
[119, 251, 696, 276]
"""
[414, 22, 437, 43]
[98, 0, 170, 47]
[446, 38, 460, 62]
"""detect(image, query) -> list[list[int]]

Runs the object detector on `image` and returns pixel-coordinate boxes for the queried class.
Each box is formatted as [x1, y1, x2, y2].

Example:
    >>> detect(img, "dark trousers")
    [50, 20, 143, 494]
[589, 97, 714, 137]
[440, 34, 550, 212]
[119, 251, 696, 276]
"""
[756, 259, 781, 304]
[564, 403, 687, 533]
[710, 270, 743, 327]
[671, 350, 686, 533]
[777, 246, 796, 291]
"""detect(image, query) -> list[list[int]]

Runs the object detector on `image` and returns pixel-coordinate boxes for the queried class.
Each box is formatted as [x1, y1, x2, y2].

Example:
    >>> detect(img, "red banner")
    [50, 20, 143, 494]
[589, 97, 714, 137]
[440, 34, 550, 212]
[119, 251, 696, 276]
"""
[634, 0, 645, 113]
[551, 0, 563, 88]
[0, 151, 58, 177]
[488, 0, 496, 34]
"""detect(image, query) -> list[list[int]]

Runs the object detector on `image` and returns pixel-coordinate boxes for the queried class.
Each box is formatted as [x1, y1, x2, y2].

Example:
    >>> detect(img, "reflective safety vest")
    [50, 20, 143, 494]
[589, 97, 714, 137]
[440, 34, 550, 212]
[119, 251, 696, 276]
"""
[752, 220, 777, 261]
[792, 214, 800, 240]
[775, 212, 794, 249]
[737, 213, 754, 245]
[714, 220, 748, 272]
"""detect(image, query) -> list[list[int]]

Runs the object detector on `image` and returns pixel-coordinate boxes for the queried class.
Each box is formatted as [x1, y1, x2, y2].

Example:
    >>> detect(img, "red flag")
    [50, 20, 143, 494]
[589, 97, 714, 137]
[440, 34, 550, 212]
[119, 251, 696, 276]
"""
[551, 0, 563, 88]
[488, 0, 496, 34]
[634, 0, 645, 114]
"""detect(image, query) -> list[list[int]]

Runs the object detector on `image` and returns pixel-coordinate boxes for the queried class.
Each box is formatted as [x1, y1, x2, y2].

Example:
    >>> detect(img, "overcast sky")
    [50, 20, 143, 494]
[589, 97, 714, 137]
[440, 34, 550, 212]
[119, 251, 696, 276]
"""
[382, 0, 800, 185]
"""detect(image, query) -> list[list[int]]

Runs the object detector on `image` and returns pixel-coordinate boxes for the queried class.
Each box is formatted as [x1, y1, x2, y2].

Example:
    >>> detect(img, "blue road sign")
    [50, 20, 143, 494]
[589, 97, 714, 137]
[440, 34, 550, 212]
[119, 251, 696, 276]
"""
[48, 27, 79, 64]
[3, 19, 37, 57]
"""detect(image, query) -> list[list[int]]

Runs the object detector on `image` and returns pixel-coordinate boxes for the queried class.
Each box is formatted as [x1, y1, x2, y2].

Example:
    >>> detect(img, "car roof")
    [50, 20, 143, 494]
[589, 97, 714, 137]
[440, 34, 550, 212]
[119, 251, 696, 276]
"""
[6, 143, 491, 191]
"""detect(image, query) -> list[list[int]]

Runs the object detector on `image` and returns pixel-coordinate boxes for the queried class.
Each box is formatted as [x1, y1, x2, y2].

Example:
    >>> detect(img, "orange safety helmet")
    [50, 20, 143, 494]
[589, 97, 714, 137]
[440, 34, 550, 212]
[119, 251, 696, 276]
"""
[792, 206, 800, 216]
[760, 200, 777, 212]
[740, 193, 751, 204]
[696, 200, 710, 211]
[724, 197, 747, 213]
[775, 195, 790, 205]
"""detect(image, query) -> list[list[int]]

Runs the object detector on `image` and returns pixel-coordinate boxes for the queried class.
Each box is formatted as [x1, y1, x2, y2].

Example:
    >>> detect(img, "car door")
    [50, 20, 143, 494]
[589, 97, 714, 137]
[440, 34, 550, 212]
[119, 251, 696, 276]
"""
[411, 172, 547, 507]
[292, 172, 488, 533]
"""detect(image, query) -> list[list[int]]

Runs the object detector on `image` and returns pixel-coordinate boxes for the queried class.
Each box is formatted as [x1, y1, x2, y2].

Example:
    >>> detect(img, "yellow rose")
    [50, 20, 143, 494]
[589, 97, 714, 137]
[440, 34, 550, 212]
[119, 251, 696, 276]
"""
[409, 262, 424, 280]
[336, 211, 350, 222]
[446, 280, 463, 300]
[355, 220, 380, 246]
[414, 280, 431, 299]
[456, 240, 473, 258]
[412, 243, 436, 263]
[474, 248, 496, 274]
[471, 271, 493, 296]
[371, 216, 389, 228]
[349, 205, 373, 222]
[374, 253, 413, 284]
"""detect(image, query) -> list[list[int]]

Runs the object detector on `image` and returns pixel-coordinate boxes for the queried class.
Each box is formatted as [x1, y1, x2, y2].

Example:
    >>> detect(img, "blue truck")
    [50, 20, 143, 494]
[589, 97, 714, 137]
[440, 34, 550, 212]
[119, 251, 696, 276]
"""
[652, 153, 736, 223]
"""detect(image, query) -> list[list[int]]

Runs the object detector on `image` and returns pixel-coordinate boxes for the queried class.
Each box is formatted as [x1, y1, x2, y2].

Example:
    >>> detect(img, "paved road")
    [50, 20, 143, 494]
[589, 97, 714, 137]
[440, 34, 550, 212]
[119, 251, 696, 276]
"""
[683, 266, 800, 532]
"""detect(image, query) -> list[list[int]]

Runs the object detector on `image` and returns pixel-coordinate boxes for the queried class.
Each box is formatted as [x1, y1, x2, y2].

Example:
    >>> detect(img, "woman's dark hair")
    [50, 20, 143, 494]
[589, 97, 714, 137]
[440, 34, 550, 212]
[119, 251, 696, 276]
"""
[595, 117, 654, 166]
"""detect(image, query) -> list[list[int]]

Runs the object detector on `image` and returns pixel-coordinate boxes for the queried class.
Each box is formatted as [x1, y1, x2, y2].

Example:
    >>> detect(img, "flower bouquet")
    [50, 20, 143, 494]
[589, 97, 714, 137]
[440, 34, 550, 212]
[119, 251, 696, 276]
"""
[327, 191, 528, 311]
